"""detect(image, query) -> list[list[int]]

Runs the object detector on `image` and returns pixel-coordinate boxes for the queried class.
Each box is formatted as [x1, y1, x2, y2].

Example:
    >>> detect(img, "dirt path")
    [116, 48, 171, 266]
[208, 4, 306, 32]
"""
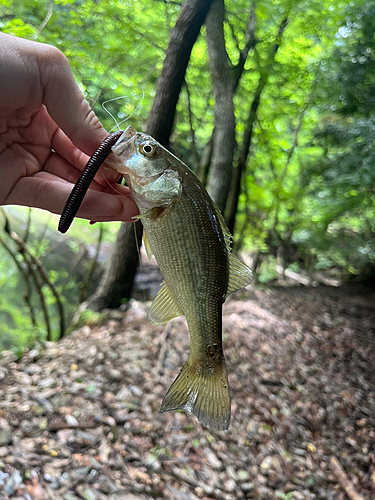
[0, 285, 374, 499]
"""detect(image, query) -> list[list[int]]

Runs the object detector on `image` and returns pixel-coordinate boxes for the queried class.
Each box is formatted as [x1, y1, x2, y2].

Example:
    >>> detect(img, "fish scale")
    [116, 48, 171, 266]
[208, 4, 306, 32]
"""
[111, 126, 253, 430]
[142, 179, 228, 360]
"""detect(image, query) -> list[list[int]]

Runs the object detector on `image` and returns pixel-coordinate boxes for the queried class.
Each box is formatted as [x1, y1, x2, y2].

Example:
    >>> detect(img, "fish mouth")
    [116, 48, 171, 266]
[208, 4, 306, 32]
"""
[111, 126, 138, 164]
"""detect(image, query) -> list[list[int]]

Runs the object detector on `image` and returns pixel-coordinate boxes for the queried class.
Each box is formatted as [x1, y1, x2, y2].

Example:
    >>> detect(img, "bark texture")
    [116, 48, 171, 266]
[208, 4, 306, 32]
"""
[205, 0, 236, 213]
[225, 77, 265, 235]
[205, 1, 257, 215]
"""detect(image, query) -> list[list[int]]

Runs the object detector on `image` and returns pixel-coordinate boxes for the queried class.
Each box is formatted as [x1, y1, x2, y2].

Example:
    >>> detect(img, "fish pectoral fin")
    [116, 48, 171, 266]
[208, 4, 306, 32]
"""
[149, 281, 182, 324]
[226, 253, 253, 297]
[159, 355, 231, 431]
[143, 229, 153, 261]
[131, 207, 160, 220]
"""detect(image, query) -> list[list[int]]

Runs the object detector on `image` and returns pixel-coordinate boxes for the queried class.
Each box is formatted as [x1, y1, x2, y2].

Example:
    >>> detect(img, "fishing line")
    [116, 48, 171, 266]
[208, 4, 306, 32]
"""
[133, 220, 147, 303]
[101, 95, 124, 131]
[101, 171, 125, 196]
[100, 91, 144, 194]
[101, 92, 146, 301]
[102, 91, 145, 133]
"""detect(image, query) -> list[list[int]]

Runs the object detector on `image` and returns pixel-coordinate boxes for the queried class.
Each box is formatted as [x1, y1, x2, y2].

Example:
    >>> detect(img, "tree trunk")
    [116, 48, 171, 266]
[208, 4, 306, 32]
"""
[226, 17, 288, 237]
[205, 0, 236, 214]
[147, 0, 215, 145]
[84, 0, 215, 311]
[84, 221, 143, 310]
[225, 76, 266, 234]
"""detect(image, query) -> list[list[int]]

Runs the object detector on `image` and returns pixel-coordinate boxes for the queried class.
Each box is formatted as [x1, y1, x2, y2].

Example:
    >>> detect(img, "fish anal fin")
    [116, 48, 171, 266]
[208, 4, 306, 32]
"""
[143, 229, 153, 261]
[226, 253, 253, 297]
[159, 355, 231, 431]
[149, 281, 182, 325]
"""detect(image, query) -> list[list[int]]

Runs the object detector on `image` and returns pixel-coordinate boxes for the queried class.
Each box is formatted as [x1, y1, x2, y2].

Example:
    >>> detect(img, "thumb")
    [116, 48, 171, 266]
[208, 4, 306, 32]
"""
[39, 45, 108, 155]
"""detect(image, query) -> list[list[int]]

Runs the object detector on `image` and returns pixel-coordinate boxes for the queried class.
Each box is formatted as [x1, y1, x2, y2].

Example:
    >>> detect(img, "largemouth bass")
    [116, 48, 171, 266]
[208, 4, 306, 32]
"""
[110, 126, 252, 430]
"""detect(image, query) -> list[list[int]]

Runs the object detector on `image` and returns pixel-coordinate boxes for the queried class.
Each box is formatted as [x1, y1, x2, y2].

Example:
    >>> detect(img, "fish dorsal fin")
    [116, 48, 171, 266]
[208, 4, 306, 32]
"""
[227, 253, 253, 296]
[214, 203, 233, 252]
[213, 205, 253, 296]
[149, 281, 182, 325]
[143, 229, 153, 261]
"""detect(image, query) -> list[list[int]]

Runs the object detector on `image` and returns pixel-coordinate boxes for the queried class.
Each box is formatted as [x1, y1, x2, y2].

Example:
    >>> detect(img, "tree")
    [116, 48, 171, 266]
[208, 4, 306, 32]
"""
[205, 0, 257, 214]
[225, 15, 288, 234]
[2, 0, 374, 350]
[85, 0, 215, 311]
[297, 1, 375, 277]
[204, 0, 237, 213]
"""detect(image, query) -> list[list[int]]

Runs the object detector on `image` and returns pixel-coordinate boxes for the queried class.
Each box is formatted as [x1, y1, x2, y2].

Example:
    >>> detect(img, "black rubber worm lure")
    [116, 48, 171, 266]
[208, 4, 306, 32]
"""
[58, 130, 124, 234]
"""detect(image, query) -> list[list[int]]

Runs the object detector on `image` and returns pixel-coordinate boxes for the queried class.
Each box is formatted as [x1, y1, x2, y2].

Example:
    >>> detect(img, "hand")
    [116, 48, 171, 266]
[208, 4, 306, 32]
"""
[0, 33, 138, 223]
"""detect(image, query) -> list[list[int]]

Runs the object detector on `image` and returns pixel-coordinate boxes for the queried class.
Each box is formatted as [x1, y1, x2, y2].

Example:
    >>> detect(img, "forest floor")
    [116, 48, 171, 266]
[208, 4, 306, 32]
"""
[0, 283, 374, 500]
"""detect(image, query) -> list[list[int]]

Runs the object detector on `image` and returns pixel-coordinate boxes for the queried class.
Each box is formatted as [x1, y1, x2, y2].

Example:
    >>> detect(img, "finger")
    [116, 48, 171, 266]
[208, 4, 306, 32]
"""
[50, 127, 88, 170]
[51, 128, 122, 186]
[6, 172, 138, 222]
[44, 157, 130, 196]
[44, 153, 130, 195]
[37, 45, 108, 155]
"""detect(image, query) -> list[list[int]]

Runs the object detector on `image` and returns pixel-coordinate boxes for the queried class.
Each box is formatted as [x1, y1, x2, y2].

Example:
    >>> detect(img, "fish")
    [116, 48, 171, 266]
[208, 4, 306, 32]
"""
[110, 126, 253, 430]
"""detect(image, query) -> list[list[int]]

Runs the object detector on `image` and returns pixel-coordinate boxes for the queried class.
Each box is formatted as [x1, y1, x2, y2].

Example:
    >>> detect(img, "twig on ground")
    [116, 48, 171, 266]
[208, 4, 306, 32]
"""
[48, 417, 122, 431]
[330, 456, 366, 500]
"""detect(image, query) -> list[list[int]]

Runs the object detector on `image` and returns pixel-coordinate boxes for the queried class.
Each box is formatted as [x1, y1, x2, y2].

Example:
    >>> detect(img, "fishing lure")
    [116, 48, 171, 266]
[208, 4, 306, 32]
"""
[58, 130, 124, 233]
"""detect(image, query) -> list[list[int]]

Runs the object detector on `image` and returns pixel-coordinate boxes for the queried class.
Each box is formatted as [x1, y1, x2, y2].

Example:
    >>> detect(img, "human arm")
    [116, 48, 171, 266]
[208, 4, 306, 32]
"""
[0, 32, 138, 222]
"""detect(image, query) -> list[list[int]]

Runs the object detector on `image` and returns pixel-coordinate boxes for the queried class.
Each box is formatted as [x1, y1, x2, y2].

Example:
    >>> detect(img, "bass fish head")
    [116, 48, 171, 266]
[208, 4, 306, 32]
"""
[111, 126, 182, 210]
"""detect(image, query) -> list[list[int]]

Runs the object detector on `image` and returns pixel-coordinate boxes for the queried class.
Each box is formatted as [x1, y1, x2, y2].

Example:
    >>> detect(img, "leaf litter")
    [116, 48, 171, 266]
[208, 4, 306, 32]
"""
[0, 284, 374, 500]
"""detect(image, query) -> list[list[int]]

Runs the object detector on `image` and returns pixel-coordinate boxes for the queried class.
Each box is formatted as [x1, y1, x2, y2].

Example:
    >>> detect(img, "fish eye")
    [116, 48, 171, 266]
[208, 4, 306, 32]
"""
[140, 142, 157, 157]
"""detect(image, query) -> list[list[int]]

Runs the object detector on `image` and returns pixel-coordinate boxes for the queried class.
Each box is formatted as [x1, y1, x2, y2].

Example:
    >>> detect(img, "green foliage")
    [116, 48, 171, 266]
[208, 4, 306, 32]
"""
[225, 0, 375, 279]
[0, 0, 173, 131]
[257, 256, 279, 284]
[0, 208, 117, 352]
[298, 1, 375, 277]
[0, 243, 44, 353]
[69, 308, 110, 332]
[0, 0, 374, 353]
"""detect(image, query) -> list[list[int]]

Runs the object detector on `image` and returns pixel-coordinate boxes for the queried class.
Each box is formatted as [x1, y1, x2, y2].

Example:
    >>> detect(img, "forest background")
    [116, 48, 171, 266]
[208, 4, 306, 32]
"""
[0, 0, 374, 352]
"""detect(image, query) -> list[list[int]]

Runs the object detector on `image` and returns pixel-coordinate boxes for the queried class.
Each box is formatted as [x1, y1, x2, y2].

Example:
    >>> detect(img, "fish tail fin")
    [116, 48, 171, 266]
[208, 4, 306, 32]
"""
[159, 355, 231, 431]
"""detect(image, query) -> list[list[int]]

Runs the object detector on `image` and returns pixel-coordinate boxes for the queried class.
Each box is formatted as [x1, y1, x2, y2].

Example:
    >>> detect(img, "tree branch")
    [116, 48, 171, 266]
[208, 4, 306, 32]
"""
[233, 2, 257, 89]
[146, 0, 215, 145]
[37, 1, 54, 37]
[330, 457, 366, 500]
[0, 235, 37, 327]
[80, 224, 104, 303]
[9, 231, 65, 340]
[183, 79, 199, 166]
[281, 109, 305, 180]
[226, 15, 289, 235]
